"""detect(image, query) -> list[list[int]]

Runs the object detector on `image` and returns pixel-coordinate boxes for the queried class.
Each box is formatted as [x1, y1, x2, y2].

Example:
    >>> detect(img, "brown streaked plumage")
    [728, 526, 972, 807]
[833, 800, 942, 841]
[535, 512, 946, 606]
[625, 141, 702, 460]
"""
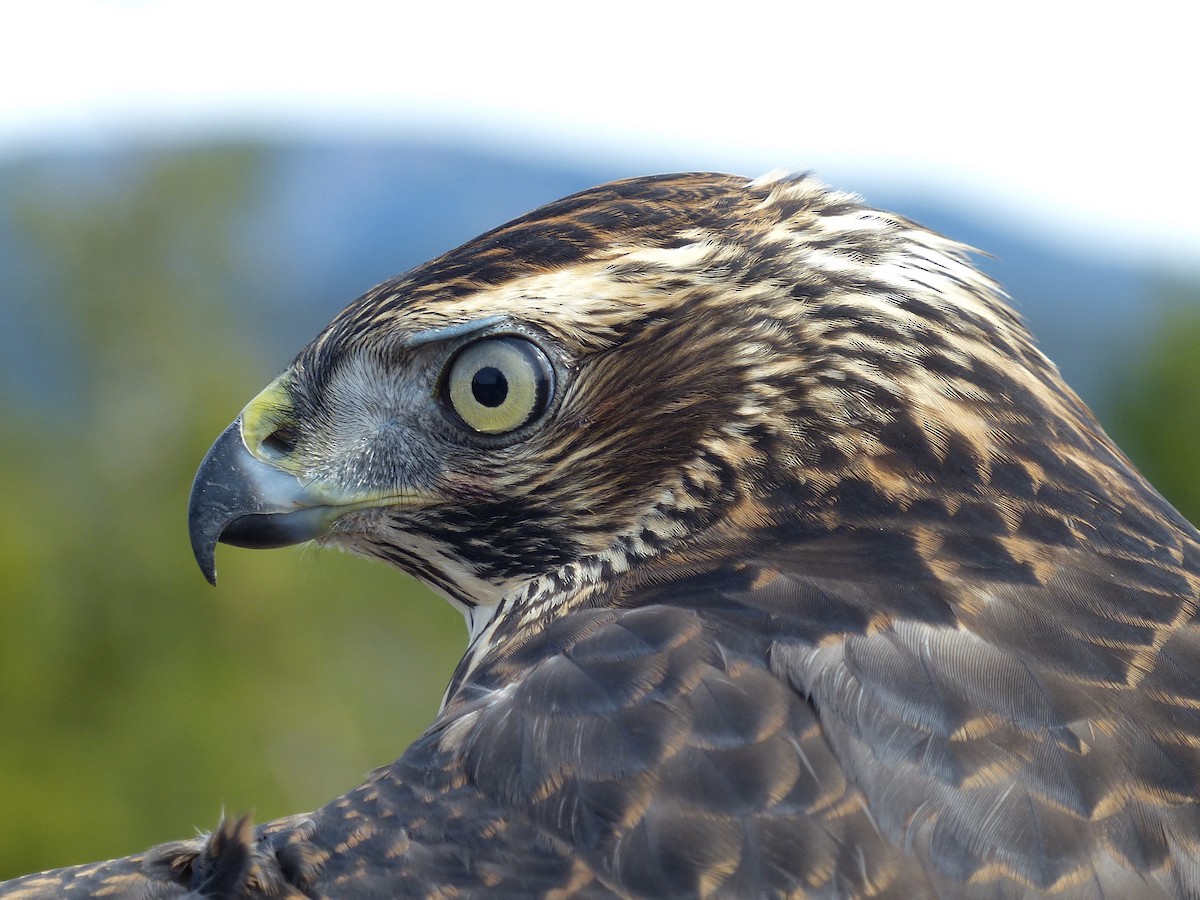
[5, 171, 1200, 898]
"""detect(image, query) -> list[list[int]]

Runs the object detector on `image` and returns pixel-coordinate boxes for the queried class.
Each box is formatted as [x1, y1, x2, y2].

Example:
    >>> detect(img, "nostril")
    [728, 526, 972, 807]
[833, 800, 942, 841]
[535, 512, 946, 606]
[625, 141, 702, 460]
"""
[262, 424, 300, 456]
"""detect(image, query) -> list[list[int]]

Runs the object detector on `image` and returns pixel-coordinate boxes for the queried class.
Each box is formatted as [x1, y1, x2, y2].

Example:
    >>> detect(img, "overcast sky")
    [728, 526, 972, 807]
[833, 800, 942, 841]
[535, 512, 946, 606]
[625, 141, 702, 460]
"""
[4, 1, 1196, 266]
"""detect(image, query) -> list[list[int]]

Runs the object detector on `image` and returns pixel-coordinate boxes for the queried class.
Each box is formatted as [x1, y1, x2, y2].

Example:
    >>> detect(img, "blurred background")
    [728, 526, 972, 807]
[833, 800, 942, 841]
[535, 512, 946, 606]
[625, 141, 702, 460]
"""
[1, 0, 1198, 878]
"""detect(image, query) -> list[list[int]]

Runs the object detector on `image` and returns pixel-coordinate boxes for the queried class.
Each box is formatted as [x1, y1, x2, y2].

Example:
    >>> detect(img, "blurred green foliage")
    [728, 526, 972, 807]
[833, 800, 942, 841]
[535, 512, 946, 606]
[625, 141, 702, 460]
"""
[1, 144, 1198, 881]
[1109, 284, 1200, 527]
[0, 147, 462, 877]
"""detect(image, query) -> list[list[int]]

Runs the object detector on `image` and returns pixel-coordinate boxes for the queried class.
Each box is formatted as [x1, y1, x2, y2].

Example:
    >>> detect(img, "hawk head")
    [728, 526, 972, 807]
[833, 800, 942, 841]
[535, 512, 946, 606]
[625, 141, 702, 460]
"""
[188, 170, 1157, 648]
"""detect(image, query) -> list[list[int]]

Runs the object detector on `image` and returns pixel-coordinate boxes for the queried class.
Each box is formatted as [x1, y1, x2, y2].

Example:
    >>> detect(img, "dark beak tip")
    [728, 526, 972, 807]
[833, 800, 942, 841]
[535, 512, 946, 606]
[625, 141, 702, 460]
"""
[189, 491, 221, 586]
[197, 550, 218, 586]
[188, 422, 245, 587]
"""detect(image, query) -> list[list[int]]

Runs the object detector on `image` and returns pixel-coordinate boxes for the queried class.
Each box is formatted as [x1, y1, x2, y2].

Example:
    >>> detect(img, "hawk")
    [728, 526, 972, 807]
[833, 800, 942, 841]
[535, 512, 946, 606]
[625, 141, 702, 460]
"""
[4, 171, 1200, 899]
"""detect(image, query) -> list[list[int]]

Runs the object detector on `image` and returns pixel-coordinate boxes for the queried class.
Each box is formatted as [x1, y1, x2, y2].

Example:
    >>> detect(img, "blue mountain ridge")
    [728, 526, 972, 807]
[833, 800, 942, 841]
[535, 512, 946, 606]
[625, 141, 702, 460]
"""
[0, 139, 1159, 415]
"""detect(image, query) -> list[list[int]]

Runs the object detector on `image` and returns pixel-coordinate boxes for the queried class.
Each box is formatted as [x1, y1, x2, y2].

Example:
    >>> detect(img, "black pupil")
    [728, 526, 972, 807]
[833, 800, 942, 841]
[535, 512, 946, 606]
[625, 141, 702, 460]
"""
[471, 366, 508, 408]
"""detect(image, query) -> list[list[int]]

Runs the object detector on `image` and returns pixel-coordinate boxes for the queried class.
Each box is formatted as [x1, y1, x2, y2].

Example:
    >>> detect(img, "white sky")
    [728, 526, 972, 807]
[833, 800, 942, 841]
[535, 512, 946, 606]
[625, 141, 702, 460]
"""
[3, 1, 1197, 266]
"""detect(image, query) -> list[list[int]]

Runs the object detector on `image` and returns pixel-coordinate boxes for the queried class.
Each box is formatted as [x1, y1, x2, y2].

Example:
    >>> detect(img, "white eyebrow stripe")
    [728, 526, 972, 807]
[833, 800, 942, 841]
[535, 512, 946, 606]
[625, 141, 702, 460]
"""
[406, 315, 509, 348]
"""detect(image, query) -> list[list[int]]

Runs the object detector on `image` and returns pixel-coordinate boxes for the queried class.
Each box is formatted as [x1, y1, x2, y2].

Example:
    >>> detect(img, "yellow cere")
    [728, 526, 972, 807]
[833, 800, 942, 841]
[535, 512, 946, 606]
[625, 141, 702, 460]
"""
[238, 374, 305, 472]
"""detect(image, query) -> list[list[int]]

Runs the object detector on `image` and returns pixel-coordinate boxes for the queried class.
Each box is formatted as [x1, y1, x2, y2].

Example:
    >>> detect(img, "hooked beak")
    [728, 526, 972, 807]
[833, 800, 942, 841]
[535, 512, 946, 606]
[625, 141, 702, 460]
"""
[187, 420, 342, 585]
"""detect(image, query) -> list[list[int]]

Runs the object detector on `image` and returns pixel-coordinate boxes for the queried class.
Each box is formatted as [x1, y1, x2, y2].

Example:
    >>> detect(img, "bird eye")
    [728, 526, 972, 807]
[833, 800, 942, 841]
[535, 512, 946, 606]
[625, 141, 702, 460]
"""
[444, 337, 554, 435]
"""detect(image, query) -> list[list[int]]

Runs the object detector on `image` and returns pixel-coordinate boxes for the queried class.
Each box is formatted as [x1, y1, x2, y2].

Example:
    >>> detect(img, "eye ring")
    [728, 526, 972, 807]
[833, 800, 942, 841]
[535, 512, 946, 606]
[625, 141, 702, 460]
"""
[442, 337, 554, 435]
